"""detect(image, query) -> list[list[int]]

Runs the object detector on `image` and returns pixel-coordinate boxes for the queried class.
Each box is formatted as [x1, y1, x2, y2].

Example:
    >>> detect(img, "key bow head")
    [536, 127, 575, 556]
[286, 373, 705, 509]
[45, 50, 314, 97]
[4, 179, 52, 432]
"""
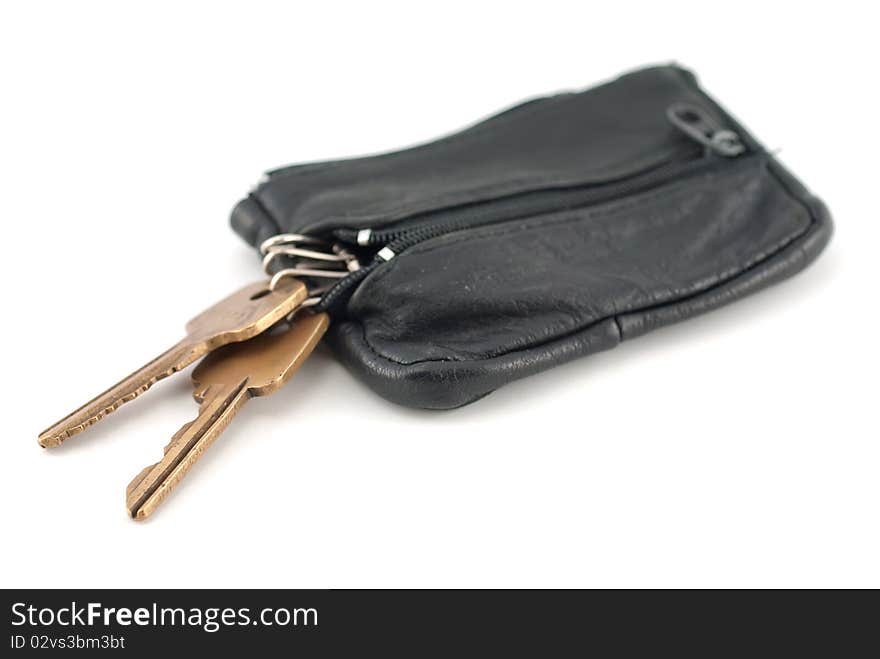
[192, 311, 330, 397]
[185, 278, 307, 347]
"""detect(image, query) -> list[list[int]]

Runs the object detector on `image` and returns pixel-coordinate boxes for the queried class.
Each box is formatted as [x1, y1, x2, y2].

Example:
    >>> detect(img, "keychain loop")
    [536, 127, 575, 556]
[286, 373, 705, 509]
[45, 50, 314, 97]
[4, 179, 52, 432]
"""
[259, 233, 327, 255]
[269, 267, 348, 290]
[261, 232, 361, 314]
[262, 245, 348, 276]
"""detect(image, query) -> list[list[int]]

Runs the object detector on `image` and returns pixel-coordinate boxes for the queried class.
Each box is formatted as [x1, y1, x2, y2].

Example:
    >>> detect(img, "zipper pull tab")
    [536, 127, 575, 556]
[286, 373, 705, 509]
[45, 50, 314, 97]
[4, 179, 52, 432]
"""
[667, 103, 745, 157]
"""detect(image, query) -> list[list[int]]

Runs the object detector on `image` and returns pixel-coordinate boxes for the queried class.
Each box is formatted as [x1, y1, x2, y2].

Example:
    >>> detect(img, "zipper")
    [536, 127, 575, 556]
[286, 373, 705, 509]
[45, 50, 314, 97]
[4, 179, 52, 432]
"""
[338, 146, 700, 252]
[666, 102, 745, 157]
[317, 104, 747, 312]
[336, 104, 745, 256]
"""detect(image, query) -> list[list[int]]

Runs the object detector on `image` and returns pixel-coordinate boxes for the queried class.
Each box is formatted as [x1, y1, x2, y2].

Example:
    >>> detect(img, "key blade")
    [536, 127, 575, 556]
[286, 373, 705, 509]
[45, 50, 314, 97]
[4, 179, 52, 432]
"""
[37, 278, 307, 448]
[38, 341, 197, 448]
[126, 380, 250, 521]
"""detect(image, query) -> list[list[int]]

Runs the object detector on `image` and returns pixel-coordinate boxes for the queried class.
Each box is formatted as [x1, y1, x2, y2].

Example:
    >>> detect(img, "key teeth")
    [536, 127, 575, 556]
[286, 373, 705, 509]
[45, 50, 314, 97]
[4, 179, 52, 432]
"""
[125, 382, 248, 522]
[126, 418, 195, 520]
[37, 346, 192, 448]
[38, 389, 138, 447]
[128, 415, 199, 513]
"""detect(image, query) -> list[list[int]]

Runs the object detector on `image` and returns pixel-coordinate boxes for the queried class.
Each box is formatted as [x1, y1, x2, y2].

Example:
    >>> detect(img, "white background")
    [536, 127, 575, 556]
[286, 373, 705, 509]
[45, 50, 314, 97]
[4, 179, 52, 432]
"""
[2, 1, 877, 588]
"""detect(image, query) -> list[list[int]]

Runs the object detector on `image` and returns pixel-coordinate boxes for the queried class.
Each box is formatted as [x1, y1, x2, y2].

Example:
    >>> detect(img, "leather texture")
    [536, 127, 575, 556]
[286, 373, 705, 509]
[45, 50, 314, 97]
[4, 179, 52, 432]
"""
[231, 65, 833, 409]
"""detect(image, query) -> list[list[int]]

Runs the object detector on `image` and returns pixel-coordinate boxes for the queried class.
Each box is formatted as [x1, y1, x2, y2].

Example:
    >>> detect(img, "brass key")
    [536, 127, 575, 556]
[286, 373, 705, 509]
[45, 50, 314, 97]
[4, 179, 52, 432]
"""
[125, 311, 329, 520]
[38, 278, 308, 448]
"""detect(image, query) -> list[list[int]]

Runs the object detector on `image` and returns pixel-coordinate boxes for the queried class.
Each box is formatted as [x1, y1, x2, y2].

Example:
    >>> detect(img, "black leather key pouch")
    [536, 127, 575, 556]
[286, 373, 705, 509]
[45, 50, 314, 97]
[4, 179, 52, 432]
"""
[231, 65, 832, 409]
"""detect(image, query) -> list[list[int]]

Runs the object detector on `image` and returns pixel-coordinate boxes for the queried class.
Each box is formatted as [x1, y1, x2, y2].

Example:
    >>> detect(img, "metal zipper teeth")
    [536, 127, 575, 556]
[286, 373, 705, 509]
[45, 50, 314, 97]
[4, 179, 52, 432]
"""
[378, 149, 707, 254]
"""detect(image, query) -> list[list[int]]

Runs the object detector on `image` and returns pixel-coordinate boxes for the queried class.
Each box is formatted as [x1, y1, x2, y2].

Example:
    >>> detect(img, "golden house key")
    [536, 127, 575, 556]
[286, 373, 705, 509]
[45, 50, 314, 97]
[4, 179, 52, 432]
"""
[126, 311, 329, 520]
[38, 278, 308, 448]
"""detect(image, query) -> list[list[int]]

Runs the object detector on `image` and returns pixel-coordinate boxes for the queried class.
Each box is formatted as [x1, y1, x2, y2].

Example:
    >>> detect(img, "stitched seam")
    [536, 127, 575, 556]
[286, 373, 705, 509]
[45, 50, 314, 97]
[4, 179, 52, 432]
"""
[366, 226, 807, 367]
[270, 66, 680, 183]
[266, 95, 571, 182]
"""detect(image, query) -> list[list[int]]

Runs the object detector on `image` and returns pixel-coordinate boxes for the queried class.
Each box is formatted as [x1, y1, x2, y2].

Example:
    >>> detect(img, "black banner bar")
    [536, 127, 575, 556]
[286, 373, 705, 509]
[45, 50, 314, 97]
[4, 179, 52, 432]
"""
[2, 589, 875, 654]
